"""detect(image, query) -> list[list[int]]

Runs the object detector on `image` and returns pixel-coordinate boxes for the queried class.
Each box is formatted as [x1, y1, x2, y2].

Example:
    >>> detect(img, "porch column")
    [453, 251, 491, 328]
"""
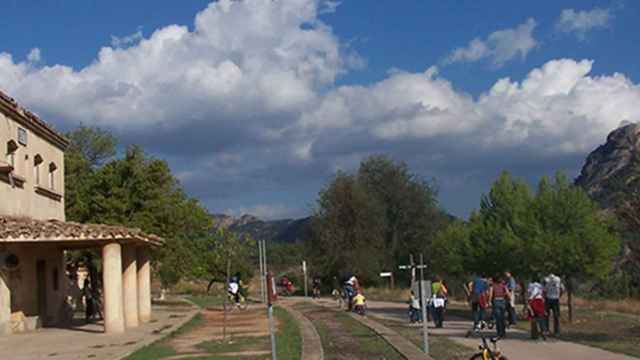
[122, 245, 139, 328]
[136, 247, 152, 323]
[102, 242, 125, 334]
[0, 271, 10, 335]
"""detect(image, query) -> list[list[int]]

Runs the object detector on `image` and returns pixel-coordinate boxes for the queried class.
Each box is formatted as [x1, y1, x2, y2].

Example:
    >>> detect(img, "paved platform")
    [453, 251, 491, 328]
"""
[0, 304, 198, 360]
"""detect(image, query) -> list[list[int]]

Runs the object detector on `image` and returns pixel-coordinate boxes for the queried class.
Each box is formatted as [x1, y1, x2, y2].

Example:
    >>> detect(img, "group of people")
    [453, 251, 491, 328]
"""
[408, 276, 448, 328]
[466, 272, 564, 339]
[331, 275, 367, 315]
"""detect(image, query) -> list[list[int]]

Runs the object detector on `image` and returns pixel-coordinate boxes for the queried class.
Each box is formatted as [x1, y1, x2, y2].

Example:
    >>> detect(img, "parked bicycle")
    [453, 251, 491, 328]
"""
[470, 335, 508, 360]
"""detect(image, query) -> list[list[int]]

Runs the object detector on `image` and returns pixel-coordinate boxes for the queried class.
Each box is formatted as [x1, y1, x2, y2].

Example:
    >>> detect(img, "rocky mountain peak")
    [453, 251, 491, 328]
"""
[575, 123, 640, 206]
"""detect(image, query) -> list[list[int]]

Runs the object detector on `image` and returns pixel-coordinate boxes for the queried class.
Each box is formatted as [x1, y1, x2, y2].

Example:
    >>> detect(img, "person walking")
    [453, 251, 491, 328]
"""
[544, 273, 564, 336]
[527, 277, 548, 340]
[431, 276, 448, 328]
[489, 276, 510, 338]
[505, 271, 518, 326]
[467, 274, 488, 331]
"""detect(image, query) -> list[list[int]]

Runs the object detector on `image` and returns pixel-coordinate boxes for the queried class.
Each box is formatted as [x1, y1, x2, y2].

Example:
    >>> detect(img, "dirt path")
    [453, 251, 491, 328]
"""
[290, 300, 404, 360]
[364, 300, 637, 360]
[165, 304, 275, 359]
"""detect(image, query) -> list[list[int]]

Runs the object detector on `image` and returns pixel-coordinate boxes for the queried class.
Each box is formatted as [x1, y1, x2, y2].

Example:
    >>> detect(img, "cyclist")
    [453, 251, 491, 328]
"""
[228, 275, 240, 305]
[353, 291, 366, 316]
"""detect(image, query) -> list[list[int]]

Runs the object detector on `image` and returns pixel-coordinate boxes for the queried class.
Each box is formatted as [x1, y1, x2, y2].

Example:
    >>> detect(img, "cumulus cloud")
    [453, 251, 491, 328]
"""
[446, 18, 538, 67]
[556, 7, 612, 39]
[0, 0, 638, 217]
[111, 28, 144, 48]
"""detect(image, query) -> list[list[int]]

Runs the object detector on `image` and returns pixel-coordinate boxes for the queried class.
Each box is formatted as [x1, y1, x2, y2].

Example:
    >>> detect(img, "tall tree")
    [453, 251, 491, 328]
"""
[534, 172, 619, 321]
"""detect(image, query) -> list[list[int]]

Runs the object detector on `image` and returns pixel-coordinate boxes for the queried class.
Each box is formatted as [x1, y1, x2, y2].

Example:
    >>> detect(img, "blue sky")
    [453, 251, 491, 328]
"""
[1, 0, 639, 219]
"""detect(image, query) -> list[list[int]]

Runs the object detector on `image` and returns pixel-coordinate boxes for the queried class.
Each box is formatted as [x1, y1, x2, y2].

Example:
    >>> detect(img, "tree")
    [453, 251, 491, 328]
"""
[310, 171, 386, 284]
[466, 171, 539, 277]
[357, 155, 445, 273]
[64, 126, 117, 222]
[533, 172, 619, 321]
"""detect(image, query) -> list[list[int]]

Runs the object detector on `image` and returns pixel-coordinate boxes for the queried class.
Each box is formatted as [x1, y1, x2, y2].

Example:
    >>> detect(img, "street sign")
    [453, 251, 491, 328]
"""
[379, 272, 392, 277]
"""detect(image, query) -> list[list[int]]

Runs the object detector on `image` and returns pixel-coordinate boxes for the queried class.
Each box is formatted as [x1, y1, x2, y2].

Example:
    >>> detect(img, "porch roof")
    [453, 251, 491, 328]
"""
[0, 216, 163, 247]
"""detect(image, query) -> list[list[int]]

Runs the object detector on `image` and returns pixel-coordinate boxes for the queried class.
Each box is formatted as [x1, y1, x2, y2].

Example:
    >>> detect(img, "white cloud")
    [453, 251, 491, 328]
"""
[556, 7, 612, 39]
[446, 18, 538, 67]
[111, 29, 144, 48]
[1, 0, 639, 216]
[27, 48, 41, 63]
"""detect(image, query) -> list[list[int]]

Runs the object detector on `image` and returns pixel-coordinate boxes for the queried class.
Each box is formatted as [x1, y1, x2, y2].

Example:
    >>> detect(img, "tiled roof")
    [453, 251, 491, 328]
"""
[0, 216, 163, 247]
[0, 90, 69, 150]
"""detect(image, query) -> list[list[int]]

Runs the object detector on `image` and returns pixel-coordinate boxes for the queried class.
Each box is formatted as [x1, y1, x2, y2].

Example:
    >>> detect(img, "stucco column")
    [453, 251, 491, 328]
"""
[0, 272, 11, 335]
[102, 242, 125, 334]
[136, 247, 152, 323]
[122, 245, 139, 328]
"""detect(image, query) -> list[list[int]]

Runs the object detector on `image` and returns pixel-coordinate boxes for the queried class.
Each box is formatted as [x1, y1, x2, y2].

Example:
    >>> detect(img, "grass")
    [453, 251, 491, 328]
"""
[274, 306, 303, 360]
[196, 336, 270, 353]
[376, 317, 476, 360]
[296, 302, 404, 360]
[185, 294, 225, 308]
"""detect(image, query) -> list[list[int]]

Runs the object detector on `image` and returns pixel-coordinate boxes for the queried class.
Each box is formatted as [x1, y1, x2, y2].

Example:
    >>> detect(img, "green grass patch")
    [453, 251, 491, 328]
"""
[196, 336, 270, 353]
[186, 294, 225, 308]
[122, 343, 176, 360]
[274, 306, 303, 360]
[375, 317, 476, 360]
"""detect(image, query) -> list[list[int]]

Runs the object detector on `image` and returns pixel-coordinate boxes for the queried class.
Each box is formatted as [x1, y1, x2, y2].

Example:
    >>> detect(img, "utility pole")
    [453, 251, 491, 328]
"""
[261, 240, 268, 303]
[258, 241, 265, 302]
[264, 241, 277, 360]
[223, 258, 231, 341]
[419, 253, 429, 355]
[302, 260, 308, 298]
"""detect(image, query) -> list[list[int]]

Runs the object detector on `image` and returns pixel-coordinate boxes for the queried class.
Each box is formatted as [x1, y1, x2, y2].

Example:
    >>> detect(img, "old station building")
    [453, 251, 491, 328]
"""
[0, 90, 162, 335]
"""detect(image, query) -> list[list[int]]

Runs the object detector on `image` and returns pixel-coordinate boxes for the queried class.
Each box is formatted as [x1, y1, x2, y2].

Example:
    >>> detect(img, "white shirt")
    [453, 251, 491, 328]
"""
[228, 282, 239, 294]
[544, 274, 564, 300]
[411, 295, 420, 309]
[528, 282, 544, 300]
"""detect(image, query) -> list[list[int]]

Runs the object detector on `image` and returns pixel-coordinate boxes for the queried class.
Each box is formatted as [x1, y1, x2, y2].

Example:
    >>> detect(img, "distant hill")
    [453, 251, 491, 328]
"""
[212, 214, 312, 243]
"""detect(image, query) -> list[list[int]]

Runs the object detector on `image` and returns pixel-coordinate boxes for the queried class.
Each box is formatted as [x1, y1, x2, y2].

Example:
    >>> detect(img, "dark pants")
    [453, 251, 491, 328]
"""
[506, 300, 517, 325]
[492, 299, 506, 337]
[545, 298, 560, 335]
[432, 306, 444, 328]
[472, 302, 485, 328]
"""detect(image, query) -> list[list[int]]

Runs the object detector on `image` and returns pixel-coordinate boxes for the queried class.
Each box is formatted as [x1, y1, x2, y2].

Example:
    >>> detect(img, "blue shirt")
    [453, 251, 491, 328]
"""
[472, 277, 487, 294]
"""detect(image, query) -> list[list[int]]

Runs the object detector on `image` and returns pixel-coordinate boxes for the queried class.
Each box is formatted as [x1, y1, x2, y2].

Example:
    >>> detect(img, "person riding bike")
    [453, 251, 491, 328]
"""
[228, 275, 241, 305]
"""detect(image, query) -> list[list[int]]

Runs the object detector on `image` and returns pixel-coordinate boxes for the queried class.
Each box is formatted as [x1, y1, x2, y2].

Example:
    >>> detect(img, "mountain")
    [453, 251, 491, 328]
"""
[575, 123, 640, 207]
[212, 214, 312, 243]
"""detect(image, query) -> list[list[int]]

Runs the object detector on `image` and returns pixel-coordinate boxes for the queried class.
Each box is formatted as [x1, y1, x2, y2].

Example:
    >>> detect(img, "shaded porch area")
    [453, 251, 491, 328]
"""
[0, 216, 163, 335]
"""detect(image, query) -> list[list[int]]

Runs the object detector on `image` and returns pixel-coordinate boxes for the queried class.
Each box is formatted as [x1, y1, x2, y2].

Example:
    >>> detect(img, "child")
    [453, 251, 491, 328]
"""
[408, 291, 422, 323]
[353, 291, 366, 316]
[332, 288, 344, 309]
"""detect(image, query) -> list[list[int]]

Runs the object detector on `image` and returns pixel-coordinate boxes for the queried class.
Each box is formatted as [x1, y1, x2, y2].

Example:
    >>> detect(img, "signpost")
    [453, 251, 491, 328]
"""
[379, 272, 395, 289]
[399, 254, 429, 355]
[261, 241, 277, 360]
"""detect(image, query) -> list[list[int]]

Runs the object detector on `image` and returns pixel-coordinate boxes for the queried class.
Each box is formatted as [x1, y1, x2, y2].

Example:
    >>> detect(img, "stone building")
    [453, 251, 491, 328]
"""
[0, 90, 162, 335]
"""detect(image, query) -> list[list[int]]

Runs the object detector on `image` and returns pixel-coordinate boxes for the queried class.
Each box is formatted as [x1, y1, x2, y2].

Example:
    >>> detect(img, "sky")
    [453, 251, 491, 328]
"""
[1, 0, 639, 220]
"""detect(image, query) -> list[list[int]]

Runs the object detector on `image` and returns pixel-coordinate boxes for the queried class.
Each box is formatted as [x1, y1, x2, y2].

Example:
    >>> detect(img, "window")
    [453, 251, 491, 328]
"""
[6, 140, 18, 167]
[34, 154, 43, 185]
[17, 127, 27, 146]
[48, 162, 57, 190]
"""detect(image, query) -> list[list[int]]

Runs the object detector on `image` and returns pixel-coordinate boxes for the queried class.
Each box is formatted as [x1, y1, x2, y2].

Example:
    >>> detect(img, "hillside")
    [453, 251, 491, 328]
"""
[575, 122, 640, 207]
[212, 214, 312, 243]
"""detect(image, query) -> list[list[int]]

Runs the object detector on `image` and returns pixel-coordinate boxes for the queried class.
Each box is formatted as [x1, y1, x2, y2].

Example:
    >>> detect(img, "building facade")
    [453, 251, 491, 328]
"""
[0, 90, 161, 336]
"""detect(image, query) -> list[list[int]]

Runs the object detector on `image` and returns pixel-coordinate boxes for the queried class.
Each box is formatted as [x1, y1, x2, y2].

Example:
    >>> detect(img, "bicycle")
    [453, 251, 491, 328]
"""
[224, 292, 248, 312]
[470, 335, 509, 360]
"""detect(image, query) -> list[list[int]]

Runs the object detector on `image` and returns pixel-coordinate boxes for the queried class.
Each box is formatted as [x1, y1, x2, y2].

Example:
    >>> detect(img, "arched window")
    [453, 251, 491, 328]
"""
[6, 140, 18, 167]
[33, 154, 43, 185]
[48, 162, 57, 190]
